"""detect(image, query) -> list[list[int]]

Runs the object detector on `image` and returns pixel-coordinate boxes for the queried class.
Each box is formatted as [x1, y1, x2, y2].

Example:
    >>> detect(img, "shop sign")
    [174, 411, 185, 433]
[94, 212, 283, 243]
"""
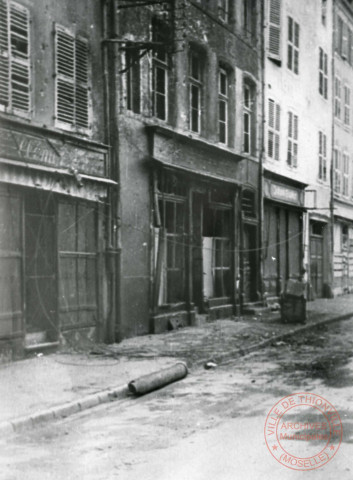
[0, 127, 106, 176]
[265, 179, 303, 206]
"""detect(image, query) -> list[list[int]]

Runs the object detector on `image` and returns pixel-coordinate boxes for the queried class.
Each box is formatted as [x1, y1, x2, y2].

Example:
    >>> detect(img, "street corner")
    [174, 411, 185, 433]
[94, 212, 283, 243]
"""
[264, 392, 343, 471]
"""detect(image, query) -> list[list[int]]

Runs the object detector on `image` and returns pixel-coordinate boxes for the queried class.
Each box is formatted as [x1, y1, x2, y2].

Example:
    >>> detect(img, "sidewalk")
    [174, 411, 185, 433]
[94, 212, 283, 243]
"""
[1, 294, 353, 435]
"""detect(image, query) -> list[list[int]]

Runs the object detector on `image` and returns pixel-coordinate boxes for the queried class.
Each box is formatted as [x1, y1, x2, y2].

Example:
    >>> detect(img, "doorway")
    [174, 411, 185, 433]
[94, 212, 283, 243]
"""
[242, 223, 257, 303]
[25, 192, 57, 342]
[310, 221, 324, 298]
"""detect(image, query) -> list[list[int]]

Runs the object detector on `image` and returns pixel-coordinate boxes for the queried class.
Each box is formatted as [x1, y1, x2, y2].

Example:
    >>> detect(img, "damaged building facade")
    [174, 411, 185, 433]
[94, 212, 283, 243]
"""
[0, 0, 117, 360]
[111, 0, 263, 337]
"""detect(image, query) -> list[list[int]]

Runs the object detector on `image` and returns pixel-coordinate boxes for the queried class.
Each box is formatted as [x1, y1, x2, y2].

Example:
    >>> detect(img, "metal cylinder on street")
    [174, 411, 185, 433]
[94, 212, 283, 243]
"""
[128, 362, 188, 395]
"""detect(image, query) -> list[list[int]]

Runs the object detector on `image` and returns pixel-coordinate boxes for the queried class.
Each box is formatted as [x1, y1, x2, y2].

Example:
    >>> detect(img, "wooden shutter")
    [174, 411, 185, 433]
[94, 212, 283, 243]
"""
[55, 26, 75, 125]
[75, 37, 89, 129]
[268, 0, 281, 60]
[0, 0, 9, 108]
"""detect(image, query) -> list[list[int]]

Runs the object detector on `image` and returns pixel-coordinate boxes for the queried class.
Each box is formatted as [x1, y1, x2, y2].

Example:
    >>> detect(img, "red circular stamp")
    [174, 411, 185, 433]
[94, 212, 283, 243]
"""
[264, 393, 342, 471]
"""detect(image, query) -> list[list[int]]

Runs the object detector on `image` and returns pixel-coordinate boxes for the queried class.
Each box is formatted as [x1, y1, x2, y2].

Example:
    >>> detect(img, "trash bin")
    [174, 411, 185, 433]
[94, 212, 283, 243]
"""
[280, 279, 307, 324]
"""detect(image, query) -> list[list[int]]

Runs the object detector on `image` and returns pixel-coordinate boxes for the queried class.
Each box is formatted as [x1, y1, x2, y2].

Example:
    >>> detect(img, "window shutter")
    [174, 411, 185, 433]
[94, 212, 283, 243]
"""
[268, 0, 281, 60]
[56, 26, 75, 125]
[75, 37, 89, 128]
[0, 0, 9, 108]
[342, 21, 348, 59]
[268, 99, 275, 128]
[9, 2, 30, 112]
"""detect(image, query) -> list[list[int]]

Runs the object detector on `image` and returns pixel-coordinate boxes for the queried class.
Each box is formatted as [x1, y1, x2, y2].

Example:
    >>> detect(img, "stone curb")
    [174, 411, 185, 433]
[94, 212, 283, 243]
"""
[1, 311, 352, 437]
[0, 385, 129, 437]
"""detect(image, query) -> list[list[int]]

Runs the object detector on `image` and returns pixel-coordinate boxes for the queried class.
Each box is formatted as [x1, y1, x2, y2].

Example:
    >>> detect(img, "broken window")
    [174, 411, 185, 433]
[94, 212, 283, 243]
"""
[152, 18, 169, 121]
[203, 206, 231, 299]
[55, 25, 90, 130]
[0, 0, 30, 113]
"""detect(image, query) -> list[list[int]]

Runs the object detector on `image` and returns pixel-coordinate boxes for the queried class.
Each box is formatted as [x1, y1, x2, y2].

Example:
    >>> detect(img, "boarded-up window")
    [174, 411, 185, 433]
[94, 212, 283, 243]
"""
[268, 98, 280, 160]
[268, 0, 281, 60]
[55, 25, 90, 130]
[0, 189, 23, 338]
[0, 0, 30, 113]
[58, 202, 97, 327]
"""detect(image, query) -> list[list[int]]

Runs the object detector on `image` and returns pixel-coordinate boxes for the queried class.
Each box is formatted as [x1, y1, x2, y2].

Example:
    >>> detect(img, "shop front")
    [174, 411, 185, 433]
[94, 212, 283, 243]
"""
[0, 121, 111, 360]
[263, 173, 306, 300]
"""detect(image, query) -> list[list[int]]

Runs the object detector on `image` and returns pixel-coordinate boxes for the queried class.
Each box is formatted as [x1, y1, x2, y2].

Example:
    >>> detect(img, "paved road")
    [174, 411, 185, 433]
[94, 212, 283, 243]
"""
[2, 319, 353, 479]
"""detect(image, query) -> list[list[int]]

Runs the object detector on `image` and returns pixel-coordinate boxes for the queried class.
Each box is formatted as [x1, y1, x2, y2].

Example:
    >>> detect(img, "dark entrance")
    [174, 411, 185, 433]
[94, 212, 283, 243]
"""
[25, 192, 57, 341]
[242, 223, 257, 302]
[310, 221, 324, 298]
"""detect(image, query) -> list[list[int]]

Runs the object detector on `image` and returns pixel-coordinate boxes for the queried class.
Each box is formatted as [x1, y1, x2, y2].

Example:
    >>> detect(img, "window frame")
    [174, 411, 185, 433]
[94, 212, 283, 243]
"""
[319, 47, 328, 99]
[334, 147, 341, 194]
[189, 50, 202, 134]
[344, 84, 350, 126]
[287, 111, 298, 168]
[151, 19, 169, 122]
[318, 131, 327, 182]
[218, 68, 229, 145]
[343, 152, 350, 197]
[243, 83, 253, 154]
[287, 16, 299, 74]
[267, 98, 280, 161]
[54, 24, 91, 134]
[0, 0, 31, 116]
[335, 76, 341, 119]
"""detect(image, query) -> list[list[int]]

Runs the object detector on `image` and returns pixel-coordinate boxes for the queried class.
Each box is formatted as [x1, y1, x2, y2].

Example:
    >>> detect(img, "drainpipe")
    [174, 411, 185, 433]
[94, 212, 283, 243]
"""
[258, 0, 265, 302]
[329, 0, 335, 298]
[102, 0, 123, 342]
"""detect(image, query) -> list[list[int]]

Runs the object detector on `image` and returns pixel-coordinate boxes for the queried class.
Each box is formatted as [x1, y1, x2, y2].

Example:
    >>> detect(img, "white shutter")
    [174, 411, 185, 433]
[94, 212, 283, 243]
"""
[55, 26, 75, 126]
[0, 0, 9, 108]
[268, 0, 281, 60]
[9, 2, 30, 112]
[75, 36, 89, 129]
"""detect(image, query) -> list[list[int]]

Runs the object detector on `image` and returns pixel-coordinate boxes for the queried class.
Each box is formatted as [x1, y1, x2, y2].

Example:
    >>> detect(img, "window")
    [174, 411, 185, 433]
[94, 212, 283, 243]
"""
[334, 148, 341, 194]
[343, 153, 349, 196]
[125, 47, 140, 114]
[55, 26, 90, 130]
[348, 28, 353, 65]
[287, 111, 298, 167]
[218, 69, 228, 144]
[268, 0, 281, 60]
[218, 0, 229, 22]
[243, 0, 256, 40]
[203, 206, 231, 299]
[0, 1, 30, 113]
[344, 85, 350, 125]
[342, 224, 348, 252]
[268, 99, 280, 160]
[335, 77, 341, 119]
[287, 17, 299, 74]
[337, 16, 343, 55]
[318, 131, 327, 181]
[189, 51, 202, 133]
[243, 84, 253, 153]
[321, 0, 327, 26]
[152, 19, 169, 121]
[319, 48, 328, 99]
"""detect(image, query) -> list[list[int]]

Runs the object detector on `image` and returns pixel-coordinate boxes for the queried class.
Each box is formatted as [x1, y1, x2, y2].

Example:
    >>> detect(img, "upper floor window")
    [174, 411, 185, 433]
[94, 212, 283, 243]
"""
[343, 152, 350, 196]
[125, 46, 140, 114]
[335, 77, 341, 119]
[55, 25, 90, 131]
[318, 131, 327, 182]
[268, 98, 280, 160]
[287, 111, 298, 168]
[0, 0, 30, 114]
[319, 47, 328, 99]
[218, 69, 228, 144]
[243, 82, 255, 154]
[321, 0, 327, 26]
[243, 0, 256, 40]
[287, 17, 299, 74]
[334, 147, 341, 194]
[268, 0, 281, 61]
[218, 0, 229, 23]
[344, 85, 350, 126]
[189, 50, 202, 133]
[152, 19, 169, 121]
